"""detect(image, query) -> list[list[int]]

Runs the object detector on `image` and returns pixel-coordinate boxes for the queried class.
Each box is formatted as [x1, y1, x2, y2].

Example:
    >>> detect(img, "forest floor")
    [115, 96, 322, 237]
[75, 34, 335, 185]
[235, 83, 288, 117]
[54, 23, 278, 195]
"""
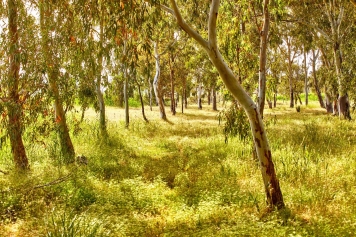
[1, 99, 356, 236]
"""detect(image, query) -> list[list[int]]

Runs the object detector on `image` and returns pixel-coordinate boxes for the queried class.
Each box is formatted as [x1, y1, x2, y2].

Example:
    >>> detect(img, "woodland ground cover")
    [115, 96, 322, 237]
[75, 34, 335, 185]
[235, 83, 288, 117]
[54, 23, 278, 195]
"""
[1, 98, 356, 236]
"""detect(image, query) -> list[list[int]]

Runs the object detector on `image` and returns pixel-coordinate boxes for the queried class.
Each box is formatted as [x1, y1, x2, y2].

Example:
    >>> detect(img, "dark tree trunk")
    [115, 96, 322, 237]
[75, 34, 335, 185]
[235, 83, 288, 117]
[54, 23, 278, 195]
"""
[137, 81, 148, 122]
[208, 89, 211, 105]
[312, 50, 325, 108]
[304, 48, 308, 106]
[325, 92, 334, 113]
[7, 0, 29, 170]
[212, 87, 217, 111]
[124, 66, 129, 128]
[170, 67, 176, 115]
[290, 88, 294, 108]
[181, 90, 184, 113]
[338, 94, 351, 120]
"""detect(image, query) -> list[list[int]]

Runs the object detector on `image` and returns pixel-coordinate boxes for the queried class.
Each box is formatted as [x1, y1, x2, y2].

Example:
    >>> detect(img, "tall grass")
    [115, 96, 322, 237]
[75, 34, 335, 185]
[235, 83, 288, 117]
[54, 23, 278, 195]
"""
[1, 102, 356, 236]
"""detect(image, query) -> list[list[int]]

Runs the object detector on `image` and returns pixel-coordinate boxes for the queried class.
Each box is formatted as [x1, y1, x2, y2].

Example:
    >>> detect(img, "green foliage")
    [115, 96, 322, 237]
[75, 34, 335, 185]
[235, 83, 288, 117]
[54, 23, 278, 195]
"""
[2, 100, 356, 236]
[217, 102, 251, 144]
[45, 211, 103, 237]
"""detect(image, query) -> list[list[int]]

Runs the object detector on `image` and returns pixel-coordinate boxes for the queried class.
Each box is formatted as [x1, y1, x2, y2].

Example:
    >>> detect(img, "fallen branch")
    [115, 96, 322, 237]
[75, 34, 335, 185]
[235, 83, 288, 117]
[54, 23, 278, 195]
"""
[0, 173, 72, 195]
[33, 174, 72, 189]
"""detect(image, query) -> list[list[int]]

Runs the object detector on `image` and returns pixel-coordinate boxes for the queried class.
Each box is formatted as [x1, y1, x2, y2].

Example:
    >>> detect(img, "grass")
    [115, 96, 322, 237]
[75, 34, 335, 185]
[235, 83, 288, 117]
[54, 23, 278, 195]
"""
[1, 97, 356, 236]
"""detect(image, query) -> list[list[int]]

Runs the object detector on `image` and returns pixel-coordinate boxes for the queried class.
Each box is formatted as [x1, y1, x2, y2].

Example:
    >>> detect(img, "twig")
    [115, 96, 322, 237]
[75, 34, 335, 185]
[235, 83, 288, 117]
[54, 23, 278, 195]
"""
[0, 174, 72, 195]
[33, 174, 72, 189]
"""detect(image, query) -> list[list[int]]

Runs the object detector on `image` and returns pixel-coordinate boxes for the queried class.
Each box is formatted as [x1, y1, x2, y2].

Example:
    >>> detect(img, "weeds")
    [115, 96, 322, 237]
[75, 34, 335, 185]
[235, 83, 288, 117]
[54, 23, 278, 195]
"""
[1, 103, 356, 236]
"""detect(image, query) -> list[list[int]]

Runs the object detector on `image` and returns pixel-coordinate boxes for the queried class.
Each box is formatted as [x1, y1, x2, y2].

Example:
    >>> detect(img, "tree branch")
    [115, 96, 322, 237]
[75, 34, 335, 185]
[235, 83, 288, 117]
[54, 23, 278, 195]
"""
[208, 0, 219, 51]
[167, 0, 209, 50]
[283, 14, 332, 42]
[33, 174, 72, 189]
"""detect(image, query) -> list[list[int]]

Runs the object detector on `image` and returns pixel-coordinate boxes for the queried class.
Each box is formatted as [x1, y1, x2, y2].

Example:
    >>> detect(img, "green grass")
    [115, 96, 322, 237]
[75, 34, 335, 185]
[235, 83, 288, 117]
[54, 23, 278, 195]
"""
[1, 100, 356, 236]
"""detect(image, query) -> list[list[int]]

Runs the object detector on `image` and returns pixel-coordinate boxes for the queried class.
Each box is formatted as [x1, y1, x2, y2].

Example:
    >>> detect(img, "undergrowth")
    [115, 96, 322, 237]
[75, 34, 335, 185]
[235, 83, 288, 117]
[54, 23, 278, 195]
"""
[1, 103, 356, 236]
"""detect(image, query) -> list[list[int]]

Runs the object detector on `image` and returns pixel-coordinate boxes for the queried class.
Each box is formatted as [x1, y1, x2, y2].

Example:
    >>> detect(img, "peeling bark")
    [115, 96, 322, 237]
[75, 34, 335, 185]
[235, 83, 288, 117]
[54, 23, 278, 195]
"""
[40, 1, 75, 163]
[7, 0, 29, 170]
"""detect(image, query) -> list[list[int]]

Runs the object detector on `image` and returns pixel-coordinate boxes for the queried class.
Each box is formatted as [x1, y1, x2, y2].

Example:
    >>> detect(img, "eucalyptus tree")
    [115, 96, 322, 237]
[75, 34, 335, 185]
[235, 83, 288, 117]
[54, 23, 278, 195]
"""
[162, 0, 284, 208]
[311, 49, 326, 108]
[1, 0, 29, 169]
[289, 0, 355, 118]
[278, 24, 301, 108]
[152, 41, 167, 119]
[39, 0, 76, 162]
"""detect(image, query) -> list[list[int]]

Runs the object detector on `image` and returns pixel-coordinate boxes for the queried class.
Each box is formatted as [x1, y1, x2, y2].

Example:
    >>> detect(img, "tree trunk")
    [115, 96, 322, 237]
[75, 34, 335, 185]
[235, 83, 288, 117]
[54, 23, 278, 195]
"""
[208, 89, 211, 105]
[304, 47, 308, 106]
[40, 1, 75, 163]
[181, 89, 184, 113]
[183, 78, 188, 109]
[325, 92, 334, 113]
[257, 0, 270, 118]
[311, 50, 325, 108]
[137, 78, 148, 122]
[149, 77, 153, 111]
[197, 83, 203, 109]
[333, 42, 349, 119]
[96, 14, 107, 136]
[286, 37, 294, 108]
[153, 41, 167, 119]
[167, 0, 284, 209]
[338, 94, 351, 120]
[124, 62, 129, 128]
[7, 0, 29, 170]
[212, 87, 217, 111]
[325, 2, 348, 119]
[169, 55, 176, 115]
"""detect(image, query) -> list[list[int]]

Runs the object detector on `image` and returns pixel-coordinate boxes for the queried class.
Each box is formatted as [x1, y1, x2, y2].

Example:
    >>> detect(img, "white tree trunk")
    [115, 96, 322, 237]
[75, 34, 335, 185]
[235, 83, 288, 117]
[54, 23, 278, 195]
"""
[153, 41, 167, 119]
[166, 0, 284, 208]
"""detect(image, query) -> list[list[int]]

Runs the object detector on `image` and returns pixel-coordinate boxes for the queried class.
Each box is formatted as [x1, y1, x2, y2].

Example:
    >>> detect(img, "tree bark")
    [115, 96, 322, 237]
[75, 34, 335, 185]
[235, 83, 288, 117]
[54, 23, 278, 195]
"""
[40, 1, 75, 163]
[167, 0, 284, 209]
[7, 0, 29, 170]
[257, 0, 270, 118]
[287, 38, 294, 108]
[208, 88, 211, 105]
[137, 77, 148, 122]
[153, 41, 167, 120]
[123, 50, 129, 128]
[96, 12, 107, 136]
[324, 2, 348, 119]
[311, 50, 325, 108]
[325, 92, 334, 113]
[197, 83, 203, 109]
[303, 47, 308, 106]
[169, 55, 176, 115]
[212, 87, 217, 111]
